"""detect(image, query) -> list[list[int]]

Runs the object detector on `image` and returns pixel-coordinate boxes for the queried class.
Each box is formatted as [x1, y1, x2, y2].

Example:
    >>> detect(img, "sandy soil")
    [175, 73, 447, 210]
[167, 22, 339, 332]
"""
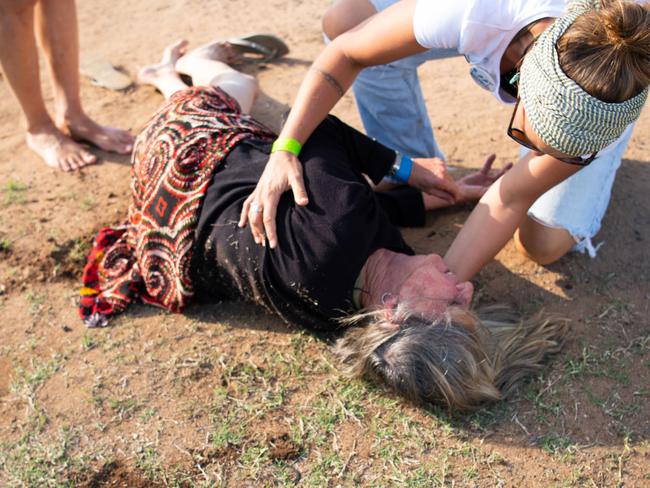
[1, 0, 649, 486]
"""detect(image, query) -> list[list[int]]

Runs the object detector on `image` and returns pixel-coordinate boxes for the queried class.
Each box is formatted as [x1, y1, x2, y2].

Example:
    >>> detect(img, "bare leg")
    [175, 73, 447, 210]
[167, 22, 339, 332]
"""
[0, 0, 97, 171]
[514, 217, 576, 265]
[34, 0, 134, 155]
[137, 40, 190, 100]
[175, 40, 258, 113]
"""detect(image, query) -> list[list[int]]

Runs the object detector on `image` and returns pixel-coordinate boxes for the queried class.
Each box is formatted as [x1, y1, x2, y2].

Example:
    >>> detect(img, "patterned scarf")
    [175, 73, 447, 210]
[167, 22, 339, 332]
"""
[79, 87, 274, 327]
[519, 0, 648, 156]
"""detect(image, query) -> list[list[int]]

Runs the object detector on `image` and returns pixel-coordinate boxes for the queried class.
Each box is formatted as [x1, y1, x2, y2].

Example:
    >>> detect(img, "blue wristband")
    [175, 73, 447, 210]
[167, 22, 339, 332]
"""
[393, 154, 413, 183]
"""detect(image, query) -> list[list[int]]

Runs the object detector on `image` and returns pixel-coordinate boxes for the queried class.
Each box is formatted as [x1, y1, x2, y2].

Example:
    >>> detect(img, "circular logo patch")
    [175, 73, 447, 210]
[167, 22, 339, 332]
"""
[469, 66, 497, 92]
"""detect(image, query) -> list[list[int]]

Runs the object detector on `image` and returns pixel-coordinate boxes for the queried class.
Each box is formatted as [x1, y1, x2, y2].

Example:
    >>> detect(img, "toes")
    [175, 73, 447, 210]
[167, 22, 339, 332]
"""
[114, 130, 135, 152]
[59, 157, 73, 172]
[177, 39, 189, 54]
[80, 148, 97, 164]
[68, 155, 82, 171]
[164, 39, 189, 63]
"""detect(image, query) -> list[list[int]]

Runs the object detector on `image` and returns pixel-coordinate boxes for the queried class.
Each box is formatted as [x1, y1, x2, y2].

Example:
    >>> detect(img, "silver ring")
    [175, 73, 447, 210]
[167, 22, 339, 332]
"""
[251, 202, 263, 214]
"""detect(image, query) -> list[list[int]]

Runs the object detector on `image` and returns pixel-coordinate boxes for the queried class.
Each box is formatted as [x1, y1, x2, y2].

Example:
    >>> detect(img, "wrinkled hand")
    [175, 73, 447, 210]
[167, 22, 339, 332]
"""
[408, 157, 460, 204]
[456, 154, 513, 204]
[238, 150, 309, 248]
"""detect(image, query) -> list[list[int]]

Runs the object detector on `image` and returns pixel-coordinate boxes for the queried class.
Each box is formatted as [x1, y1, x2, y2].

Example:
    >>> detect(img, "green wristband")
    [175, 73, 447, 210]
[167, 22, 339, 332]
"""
[271, 137, 302, 156]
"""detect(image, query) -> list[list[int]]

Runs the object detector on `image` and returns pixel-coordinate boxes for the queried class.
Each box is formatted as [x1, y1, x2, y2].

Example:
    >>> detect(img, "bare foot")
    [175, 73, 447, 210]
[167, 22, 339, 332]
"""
[176, 39, 241, 70]
[138, 39, 189, 85]
[58, 113, 134, 155]
[26, 124, 97, 172]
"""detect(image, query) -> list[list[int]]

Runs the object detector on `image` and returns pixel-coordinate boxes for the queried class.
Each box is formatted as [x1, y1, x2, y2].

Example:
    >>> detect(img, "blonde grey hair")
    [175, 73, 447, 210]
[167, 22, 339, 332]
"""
[334, 305, 568, 411]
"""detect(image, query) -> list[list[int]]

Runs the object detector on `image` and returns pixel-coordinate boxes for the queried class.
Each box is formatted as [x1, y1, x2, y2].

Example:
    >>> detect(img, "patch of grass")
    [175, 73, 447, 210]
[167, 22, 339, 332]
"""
[135, 446, 164, 482]
[239, 442, 270, 480]
[79, 197, 96, 211]
[25, 291, 47, 316]
[67, 237, 91, 264]
[3, 180, 28, 205]
[0, 237, 11, 252]
[140, 407, 157, 422]
[335, 379, 366, 422]
[565, 346, 598, 378]
[10, 355, 62, 399]
[466, 401, 511, 432]
[404, 467, 442, 487]
[271, 459, 300, 486]
[210, 417, 244, 450]
[108, 396, 143, 420]
[80, 333, 99, 351]
[537, 432, 577, 462]
[304, 451, 343, 487]
[82, 379, 106, 409]
[0, 426, 93, 487]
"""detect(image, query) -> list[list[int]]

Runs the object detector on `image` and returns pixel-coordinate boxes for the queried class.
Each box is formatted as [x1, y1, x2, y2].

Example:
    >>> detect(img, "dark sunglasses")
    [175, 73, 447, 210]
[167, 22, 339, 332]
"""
[499, 29, 538, 99]
[500, 68, 520, 99]
[507, 98, 598, 166]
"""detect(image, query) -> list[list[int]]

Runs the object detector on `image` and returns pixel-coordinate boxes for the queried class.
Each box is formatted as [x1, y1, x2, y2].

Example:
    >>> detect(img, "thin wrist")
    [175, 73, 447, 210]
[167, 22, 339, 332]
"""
[386, 151, 413, 184]
[272, 137, 302, 156]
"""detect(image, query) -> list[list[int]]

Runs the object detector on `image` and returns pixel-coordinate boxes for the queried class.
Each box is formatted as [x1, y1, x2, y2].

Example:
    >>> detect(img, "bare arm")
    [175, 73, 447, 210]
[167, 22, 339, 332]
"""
[444, 153, 582, 281]
[282, 0, 426, 145]
[240, 0, 428, 248]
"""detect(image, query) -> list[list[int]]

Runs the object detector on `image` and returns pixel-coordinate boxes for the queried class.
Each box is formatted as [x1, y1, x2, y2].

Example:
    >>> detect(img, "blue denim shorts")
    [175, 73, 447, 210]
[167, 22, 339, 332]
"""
[527, 125, 634, 257]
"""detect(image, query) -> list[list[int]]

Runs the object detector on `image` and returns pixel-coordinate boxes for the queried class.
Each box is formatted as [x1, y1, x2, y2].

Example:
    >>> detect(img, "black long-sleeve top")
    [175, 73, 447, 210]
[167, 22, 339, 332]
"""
[190, 115, 425, 330]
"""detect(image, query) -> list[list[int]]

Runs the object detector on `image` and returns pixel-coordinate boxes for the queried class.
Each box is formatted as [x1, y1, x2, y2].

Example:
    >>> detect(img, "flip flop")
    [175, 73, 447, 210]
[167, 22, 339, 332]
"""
[80, 58, 133, 91]
[227, 33, 290, 63]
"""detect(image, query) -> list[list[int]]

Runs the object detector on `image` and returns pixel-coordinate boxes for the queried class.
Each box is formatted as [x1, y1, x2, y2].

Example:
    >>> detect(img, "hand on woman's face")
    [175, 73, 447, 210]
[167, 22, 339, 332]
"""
[395, 254, 474, 318]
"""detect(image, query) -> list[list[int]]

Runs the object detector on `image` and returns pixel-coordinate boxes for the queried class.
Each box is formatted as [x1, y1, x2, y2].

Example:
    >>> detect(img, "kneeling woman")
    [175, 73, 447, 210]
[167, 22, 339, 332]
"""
[80, 40, 566, 411]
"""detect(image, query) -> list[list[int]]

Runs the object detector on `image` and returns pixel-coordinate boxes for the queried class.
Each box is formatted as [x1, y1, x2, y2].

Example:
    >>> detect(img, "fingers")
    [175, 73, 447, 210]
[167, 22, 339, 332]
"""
[262, 197, 279, 248]
[437, 177, 460, 201]
[426, 187, 456, 204]
[239, 194, 253, 228]
[249, 199, 267, 246]
[497, 162, 514, 178]
[290, 174, 309, 207]
[481, 154, 496, 174]
[240, 192, 282, 248]
[462, 184, 486, 202]
[239, 151, 307, 248]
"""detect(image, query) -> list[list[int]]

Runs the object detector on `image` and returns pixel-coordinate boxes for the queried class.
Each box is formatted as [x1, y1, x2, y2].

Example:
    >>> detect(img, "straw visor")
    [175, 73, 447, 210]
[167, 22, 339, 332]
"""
[519, 0, 648, 157]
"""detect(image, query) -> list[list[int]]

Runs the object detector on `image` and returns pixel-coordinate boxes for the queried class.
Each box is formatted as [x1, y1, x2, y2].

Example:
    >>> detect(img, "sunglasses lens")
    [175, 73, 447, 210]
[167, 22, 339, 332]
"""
[509, 128, 535, 150]
[500, 69, 518, 98]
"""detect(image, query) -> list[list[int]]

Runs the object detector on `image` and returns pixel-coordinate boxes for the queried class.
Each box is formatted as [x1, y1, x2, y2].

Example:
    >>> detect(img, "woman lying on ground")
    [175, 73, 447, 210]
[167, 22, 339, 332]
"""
[79, 40, 567, 411]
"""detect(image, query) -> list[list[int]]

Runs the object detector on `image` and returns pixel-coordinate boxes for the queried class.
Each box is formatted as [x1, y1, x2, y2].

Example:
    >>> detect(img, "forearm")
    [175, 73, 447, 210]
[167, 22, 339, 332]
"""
[444, 153, 581, 281]
[279, 0, 424, 146]
[444, 181, 530, 281]
[279, 40, 364, 144]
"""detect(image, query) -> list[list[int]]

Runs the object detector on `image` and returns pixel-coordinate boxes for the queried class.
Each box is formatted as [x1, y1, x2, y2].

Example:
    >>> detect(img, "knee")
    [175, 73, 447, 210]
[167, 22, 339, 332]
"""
[239, 73, 259, 98]
[514, 224, 574, 266]
[322, 4, 345, 40]
[322, 0, 376, 40]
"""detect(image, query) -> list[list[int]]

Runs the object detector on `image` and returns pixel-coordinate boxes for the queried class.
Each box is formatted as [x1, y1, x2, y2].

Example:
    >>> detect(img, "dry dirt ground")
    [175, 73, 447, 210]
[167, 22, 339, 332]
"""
[1, 0, 649, 486]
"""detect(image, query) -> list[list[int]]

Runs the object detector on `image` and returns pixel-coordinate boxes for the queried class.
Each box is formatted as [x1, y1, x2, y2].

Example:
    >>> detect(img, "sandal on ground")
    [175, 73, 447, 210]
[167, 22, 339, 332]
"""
[81, 58, 133, 91]
[227, 33, 290, 63]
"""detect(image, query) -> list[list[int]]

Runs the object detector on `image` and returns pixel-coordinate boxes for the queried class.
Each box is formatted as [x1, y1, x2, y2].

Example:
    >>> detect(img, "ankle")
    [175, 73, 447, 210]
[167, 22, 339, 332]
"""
[26, 118, 59, 136]
[55, 105, 87, 127]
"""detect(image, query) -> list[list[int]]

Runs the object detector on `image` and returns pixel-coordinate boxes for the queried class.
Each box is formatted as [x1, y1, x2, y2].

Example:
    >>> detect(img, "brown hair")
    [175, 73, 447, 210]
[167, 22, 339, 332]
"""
[558, 0, 650, 103]
[334, 305, 568, 411]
